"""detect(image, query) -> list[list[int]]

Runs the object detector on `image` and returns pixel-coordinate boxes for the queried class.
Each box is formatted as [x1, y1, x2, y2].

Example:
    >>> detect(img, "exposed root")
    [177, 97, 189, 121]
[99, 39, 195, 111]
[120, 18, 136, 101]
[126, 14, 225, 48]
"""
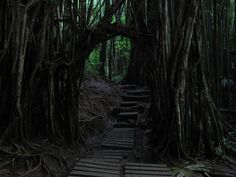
[0, 141, 68, 177]
[19, 158, 42, 177]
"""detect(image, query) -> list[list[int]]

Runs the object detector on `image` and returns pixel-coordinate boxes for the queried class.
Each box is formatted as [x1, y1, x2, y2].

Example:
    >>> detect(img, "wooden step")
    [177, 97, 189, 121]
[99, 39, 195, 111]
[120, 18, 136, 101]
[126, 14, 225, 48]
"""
[125, 162, 172, 177]
[69, 160, 121, 177]
[103, 139, 134, 145]
[113, 106, 139, 114]
[125, 89, 151, 96]
[106, 134, 134, 139]
[114, 122, 136, 128]
[74, 166, 120, 174]
[87, 154, 123, 160]
[121, 94, 150, 102]
[103, 141, 133, 147]
[76, 162, 119, 170]
[78, 159, 118, 166]
[86, 157, 121, 163]
[104, 137, 134, 142]
[102, 143, 134, 149]
[113, 105, 145, 115]
[120, 101, 138, 107]
[125, 170, 172, 176]
[119, 112, 139, 120]
[93, 151, 131, 157]
[70, 170, 120, 177]
[126, 162, 167, 168]
[95, 149, 133, 154]
[91, 150, 133, 158]
[125, 165, 170, 171]
[101, 128, 135, 149]
[106, 134, 134, 138]
[119, 112, 139, 116]
[120, 85, 137, 90]
[108, 128, 135, 133]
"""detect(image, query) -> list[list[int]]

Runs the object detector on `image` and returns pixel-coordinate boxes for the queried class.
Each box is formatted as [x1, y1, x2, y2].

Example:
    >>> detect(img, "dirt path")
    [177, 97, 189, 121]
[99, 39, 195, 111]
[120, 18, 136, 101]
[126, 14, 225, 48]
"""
[67, 84, 173, 177]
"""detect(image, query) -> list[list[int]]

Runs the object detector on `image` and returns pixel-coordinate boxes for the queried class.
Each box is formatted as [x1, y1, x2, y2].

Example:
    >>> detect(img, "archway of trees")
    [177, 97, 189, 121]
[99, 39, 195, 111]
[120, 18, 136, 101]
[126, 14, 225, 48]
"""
[0, 0, 236, 175]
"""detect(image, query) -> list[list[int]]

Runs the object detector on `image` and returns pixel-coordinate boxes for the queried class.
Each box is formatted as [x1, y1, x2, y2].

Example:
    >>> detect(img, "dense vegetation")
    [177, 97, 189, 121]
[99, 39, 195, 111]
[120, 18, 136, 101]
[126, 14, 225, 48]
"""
[86, 37, 131, 82]
[0, 0, 236, 175]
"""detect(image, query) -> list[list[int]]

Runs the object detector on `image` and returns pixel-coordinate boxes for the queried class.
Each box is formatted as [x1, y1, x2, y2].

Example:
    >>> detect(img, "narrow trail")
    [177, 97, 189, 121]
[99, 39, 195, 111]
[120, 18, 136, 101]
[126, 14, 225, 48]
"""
[68, 85, 172, 177]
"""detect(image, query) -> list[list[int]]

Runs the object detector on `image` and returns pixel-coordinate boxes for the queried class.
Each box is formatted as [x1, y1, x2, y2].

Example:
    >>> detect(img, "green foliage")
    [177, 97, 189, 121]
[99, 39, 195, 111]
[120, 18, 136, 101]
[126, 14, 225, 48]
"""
[85, 48, 100, 75]
[112, 73, 126, 83]
[111, 14, 126, 24]
[85, 37, 131, 81]
[172, 167, 204, 177]
[111, 37, 131, 82]
[115, 37, 131, 61]
[115, 37, 131, 56]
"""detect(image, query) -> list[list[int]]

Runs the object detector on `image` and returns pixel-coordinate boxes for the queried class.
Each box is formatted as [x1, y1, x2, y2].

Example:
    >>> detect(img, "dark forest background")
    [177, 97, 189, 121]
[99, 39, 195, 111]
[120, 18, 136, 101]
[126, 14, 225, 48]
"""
[0, 0, 236, 176]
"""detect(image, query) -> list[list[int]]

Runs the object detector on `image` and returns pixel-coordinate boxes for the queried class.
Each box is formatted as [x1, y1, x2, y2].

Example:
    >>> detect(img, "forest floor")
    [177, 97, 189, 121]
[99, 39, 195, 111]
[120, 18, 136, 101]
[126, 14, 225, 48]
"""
[1, 77, 236, 177]
[0, 76, 121, 177]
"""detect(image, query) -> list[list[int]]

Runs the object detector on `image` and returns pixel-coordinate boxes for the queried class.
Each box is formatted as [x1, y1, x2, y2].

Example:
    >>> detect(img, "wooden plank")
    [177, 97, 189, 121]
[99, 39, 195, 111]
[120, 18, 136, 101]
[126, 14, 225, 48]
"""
[126, 89, 150, 95]
[97, 149, 133, 153]
[119, 112, 139, 116]
[125, 174, 172, 177]
[108, 133, 134, 135]
[78, 159, 118, 167]
[103, 141, 134, 145]
[114, 122, 136, 128]
[70, 170, 119, 177]
[94, 150, 131, 155]
[126, 162, 167, 168]
[120, 85, 137, 90]
[121, 95, 150, 99]
[106, 134, 134, 138]
[125, 170, 172, 175]
[105, 135, 134, 138]
[102, 145, 133, 149]
[121, 95, 150, 103]
[103, 140, 134, 144]
[103, 140, 134, 145]
[73, 166, 120, 174]
[104, 138, 134, 142]
[107, 131, 134, 134]
[102, 143, 133, 148]
[102, 142, 133, 147]
[120, 102, 138, 107]
[94, 150, 132, 156]
[104, 136, 134, 139]
[112, 128, 135, 131]
[125, 166, 171, 171]
[87, 155, 123, 159]
[93, 152, 129, 157]
[76, 162, 119, 170]
[113, 106, 139, 112]
[93, 150, 130, 154]
[109, 133, 134, 135]
[102, 141, 134, 146]
[86, 158, 121, 163]
[118, 117, 138, 121]
[105, 136, 134, 139]
[107, 132, 134, 135]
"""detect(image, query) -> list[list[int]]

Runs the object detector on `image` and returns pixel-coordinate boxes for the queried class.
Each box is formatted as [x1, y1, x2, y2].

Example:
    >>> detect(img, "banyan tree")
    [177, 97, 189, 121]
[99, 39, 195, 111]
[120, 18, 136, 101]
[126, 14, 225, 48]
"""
[0, 0, 236, 173]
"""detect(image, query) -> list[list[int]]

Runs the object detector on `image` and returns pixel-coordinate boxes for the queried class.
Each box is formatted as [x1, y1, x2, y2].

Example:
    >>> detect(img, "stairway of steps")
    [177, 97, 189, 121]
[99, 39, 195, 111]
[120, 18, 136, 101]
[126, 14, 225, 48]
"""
[68, 84, 172, 177]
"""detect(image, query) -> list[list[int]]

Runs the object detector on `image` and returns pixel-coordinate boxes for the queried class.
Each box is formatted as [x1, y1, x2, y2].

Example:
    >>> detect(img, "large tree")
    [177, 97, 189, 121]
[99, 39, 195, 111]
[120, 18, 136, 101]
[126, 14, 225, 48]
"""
[126, 0, 225, 158]
[0, 0, 127, 145]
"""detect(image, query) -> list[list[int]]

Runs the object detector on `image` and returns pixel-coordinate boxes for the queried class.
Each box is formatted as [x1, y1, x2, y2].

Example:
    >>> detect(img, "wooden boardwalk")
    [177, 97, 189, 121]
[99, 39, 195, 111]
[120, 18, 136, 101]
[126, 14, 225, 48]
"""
[68, 85, 172, 177]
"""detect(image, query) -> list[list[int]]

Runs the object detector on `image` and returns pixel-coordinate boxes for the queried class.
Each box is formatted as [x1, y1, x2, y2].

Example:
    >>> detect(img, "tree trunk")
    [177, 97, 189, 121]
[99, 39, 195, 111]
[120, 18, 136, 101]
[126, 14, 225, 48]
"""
[99, 42, 107, 76]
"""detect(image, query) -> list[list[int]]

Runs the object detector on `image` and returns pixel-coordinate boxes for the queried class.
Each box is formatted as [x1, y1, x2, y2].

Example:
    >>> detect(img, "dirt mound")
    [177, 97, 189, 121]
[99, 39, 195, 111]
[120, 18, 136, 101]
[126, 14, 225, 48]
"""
[0, 77, 121, 177]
